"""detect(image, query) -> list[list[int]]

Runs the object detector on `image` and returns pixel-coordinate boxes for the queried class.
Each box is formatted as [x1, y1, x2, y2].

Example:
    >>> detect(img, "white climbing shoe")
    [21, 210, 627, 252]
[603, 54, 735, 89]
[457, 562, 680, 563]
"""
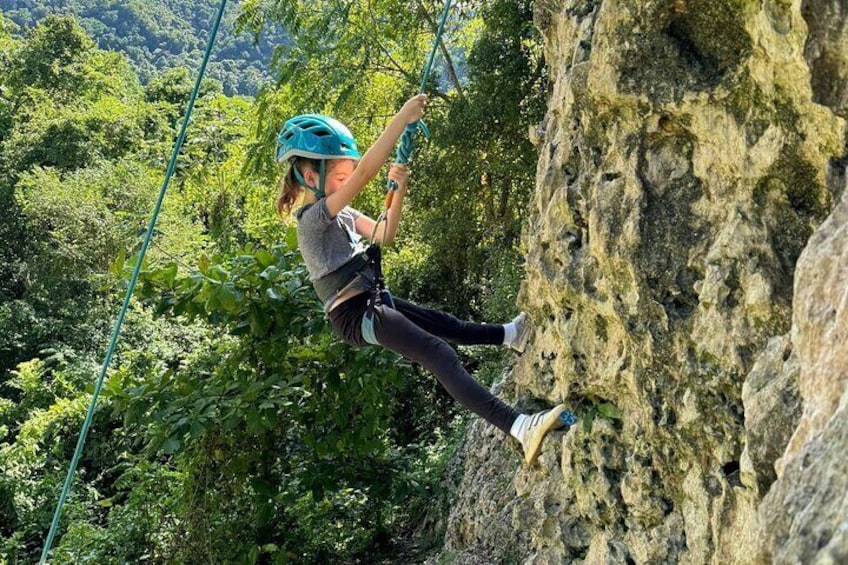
[516, 403, 569, 465]
[509, 311, 531, 353]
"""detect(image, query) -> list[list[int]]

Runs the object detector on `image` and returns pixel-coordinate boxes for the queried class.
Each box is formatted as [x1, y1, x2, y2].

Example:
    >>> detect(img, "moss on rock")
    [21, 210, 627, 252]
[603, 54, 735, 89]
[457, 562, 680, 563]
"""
[618, 0, 753, 101]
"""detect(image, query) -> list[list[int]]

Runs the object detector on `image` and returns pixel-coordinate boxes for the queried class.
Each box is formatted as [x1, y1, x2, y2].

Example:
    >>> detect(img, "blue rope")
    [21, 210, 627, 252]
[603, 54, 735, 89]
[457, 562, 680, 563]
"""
[38, 1, 229, 561]
[394, 120, 431, 165]
[388, 0, 452, 184]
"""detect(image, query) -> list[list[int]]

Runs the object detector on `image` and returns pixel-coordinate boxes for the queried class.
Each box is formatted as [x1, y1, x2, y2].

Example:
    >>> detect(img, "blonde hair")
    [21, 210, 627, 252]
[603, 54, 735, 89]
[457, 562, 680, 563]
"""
[275, 158, 318, 219]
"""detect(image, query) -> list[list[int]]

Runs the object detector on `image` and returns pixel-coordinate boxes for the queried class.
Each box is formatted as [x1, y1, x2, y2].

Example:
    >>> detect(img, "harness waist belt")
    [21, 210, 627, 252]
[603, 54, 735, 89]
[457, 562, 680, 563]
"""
[312, 251, 373, 311]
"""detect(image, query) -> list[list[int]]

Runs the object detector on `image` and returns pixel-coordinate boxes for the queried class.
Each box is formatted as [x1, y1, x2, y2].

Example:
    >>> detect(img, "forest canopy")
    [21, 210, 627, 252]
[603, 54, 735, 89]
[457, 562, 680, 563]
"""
[2, 0, 289, 95]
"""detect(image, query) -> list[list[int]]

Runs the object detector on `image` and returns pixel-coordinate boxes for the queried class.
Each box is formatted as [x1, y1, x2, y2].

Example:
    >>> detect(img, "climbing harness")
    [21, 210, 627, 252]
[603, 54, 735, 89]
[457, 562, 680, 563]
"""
[360, 244, 395, 345]
[359, 0, 453, 346]
[38, 1, 229, 562]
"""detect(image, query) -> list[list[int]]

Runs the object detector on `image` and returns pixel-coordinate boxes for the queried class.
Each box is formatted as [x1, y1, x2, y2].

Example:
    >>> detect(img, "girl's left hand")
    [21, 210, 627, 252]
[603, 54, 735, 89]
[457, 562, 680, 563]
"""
[388, 163, 410, 188]
[400, 94, 427, 124]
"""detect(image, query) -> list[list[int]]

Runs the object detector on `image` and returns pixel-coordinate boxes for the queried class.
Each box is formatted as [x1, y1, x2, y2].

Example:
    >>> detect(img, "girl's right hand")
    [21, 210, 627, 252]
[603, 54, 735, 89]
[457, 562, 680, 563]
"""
[401, 94, 427, 124]
[388, 163, 410, 189]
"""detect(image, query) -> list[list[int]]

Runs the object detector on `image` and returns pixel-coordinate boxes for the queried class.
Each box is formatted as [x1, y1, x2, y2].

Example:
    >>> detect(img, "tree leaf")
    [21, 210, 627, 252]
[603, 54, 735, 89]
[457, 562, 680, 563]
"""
[597, 402, 621, 420]
[255, 250, 274, 267]
[582, 411, 595, 433]
[162, 437, 181, 454]
[266, 286, 283, 300]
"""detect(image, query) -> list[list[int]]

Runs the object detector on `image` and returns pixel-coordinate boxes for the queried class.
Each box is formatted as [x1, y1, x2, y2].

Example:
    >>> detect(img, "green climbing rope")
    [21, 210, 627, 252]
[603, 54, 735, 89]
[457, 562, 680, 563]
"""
[389, 0, 452, 171]
[38, 1, 229, 561]
[419, 0, 453, 95]
[379, 0, 453, 233]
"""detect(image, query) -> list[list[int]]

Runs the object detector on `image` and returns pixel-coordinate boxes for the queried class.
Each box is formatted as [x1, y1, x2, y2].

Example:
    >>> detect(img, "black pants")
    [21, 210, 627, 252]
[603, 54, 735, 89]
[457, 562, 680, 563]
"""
[327, 292, 520, 434]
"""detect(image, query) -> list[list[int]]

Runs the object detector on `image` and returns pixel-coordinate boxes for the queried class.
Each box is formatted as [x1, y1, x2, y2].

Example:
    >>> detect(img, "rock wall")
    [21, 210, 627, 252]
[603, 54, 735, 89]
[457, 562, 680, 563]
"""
[749, 2, 848, 562]
[437, 1, 847, 563]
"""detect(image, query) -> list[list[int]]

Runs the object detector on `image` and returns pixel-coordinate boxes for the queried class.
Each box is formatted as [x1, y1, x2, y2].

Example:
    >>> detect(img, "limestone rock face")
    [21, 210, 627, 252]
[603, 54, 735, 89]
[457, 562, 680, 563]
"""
[438, 1, 847, 563]
[741, 335, 800, 497]
[754, 175, 848, 564]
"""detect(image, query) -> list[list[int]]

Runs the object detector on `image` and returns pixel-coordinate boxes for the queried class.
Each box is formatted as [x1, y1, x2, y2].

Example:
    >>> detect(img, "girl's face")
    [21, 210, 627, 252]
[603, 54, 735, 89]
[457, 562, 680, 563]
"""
[304, 159, 356, 196]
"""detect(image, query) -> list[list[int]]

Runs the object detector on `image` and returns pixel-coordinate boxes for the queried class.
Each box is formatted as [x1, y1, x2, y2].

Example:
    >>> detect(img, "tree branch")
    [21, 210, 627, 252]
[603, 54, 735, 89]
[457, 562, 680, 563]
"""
[363, 0, 419, 88]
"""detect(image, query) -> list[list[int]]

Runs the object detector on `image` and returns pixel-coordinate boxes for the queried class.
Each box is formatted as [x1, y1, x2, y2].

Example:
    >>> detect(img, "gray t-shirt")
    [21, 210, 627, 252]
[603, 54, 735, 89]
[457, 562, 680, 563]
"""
[296, 199, 369, 279]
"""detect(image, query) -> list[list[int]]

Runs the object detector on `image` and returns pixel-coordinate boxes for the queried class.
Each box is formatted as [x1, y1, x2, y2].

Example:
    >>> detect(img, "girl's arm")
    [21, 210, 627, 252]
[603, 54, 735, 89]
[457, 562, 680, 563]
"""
[325, 94, 426, 219]
[354, 163, 409, 245]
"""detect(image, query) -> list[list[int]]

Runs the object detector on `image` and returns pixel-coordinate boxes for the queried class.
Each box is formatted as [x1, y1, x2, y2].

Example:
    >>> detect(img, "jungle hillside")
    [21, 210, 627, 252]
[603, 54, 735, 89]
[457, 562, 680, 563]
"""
[2, 0, 291, 95]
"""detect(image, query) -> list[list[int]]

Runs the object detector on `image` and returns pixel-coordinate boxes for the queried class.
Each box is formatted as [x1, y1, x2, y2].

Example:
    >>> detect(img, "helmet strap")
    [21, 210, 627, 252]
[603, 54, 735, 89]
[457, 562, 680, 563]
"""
[292, 164, 308, 187]
[318, 160, 327, 199]
[291, 159, 326, 199]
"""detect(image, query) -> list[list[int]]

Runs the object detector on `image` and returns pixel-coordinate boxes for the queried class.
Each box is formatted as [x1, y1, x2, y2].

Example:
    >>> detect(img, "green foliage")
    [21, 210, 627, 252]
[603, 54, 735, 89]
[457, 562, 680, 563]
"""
[11, 15, 97, 95]
[0, 160, 165, 372]
[169, 94, 266, 251]
[3, 95, 145, 173]
[0, 354, 94, 442]
[239, 0, 433, 108]
[6, 15, 141, 102]
[104, 239, 413, 560]
[3, 0, 289, 95]
[144, 66, 223, 124]
[0, 15, 20, 143]
[0, 17, 203, 373]
[0, 392, 92, 562]
[49, 459, 183, 563]
[581, 398, 623, 433]
[131, 237, 403, 463]
[0, 17, 148, 181]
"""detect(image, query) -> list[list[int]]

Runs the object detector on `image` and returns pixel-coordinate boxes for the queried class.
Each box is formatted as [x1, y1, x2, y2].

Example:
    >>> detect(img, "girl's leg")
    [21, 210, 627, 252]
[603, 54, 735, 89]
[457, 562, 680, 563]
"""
[372, 303, 519, 434]
[391, 297, 504, 346]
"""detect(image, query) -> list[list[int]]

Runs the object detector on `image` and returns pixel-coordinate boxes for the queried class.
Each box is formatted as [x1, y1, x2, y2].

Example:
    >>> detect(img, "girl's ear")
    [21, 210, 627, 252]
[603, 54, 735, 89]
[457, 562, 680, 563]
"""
[303, 169, 318, 188]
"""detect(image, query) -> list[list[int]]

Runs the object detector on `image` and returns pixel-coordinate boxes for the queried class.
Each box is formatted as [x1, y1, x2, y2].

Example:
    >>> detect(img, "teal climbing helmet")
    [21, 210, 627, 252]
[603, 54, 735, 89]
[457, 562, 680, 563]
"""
[276, 114, 361, 198]
[276, 114, 361, 162]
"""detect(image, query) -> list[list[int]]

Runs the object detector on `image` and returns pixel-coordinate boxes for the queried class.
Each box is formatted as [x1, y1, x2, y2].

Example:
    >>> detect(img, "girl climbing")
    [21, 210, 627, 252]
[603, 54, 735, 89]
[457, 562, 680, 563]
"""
[275, 95, 568, 465]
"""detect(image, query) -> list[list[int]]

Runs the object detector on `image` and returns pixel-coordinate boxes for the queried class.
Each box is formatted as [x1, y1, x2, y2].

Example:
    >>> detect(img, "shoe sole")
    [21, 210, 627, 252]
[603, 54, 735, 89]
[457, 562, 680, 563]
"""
[524, 403, 569, 465]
